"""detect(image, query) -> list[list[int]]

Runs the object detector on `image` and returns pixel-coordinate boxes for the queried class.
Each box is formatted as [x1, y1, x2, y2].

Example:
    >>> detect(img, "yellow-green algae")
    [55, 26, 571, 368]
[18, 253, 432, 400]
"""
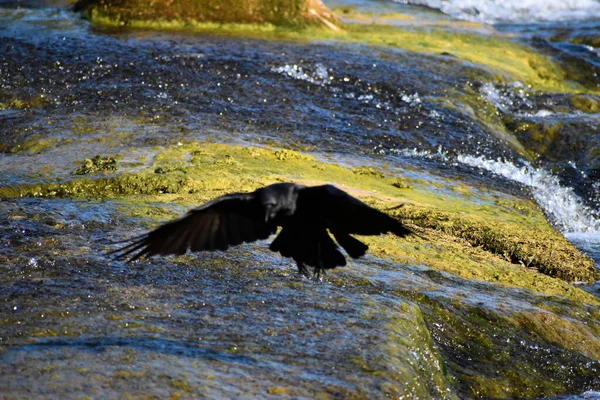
[10, 135, 60, 155]
[447, 86, 534, 159]
[76, 0, 341, 29]
[570, 94, 600, 113]
[0, 141, 597, 290]
[79, 6, 590, 94]
[408, 294, 600, 398]
[73, 155, 119, 175]
[505, 120, 565, 159]
[347, 299, 458, 399]
[0, 94, 51, 110]
[332, 6, 415, 23]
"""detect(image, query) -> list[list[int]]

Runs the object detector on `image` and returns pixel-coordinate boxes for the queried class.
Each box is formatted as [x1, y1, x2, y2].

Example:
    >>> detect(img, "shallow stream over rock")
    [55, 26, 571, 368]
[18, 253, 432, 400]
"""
[1, 1, 600, 399]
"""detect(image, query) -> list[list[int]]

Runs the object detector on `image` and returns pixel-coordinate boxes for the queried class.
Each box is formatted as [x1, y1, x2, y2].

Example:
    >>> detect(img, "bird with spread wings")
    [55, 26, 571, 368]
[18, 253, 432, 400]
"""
[112, 182, 410, 279]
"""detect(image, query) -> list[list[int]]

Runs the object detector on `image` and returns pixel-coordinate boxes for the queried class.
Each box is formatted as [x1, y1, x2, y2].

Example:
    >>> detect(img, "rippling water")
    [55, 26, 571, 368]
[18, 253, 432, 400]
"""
[400, 0, 600, 23]
[328, 0, 600, 267]
[1, 0, 600, 397]
[1, 0, 598, 261]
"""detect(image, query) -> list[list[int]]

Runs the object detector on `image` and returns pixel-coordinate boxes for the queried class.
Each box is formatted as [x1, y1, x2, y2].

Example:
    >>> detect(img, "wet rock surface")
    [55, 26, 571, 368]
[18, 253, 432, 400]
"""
[1, 1, 600, 399]
[1, 198, 599, 398]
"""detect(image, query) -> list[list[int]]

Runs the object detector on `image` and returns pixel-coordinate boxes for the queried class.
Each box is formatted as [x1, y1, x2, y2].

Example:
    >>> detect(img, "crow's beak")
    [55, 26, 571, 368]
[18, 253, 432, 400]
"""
[264, 204, 274, 223]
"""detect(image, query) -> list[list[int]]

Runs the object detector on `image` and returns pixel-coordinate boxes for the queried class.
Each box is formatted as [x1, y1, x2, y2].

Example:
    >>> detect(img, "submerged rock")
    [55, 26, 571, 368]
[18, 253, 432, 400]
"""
[2, 142, 597, 284]
[1, 4, 599, 398]
[1, 142, 599, 398]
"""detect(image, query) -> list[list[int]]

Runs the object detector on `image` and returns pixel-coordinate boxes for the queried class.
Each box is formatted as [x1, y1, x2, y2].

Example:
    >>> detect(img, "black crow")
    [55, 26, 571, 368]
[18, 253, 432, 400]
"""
[112, 182, 410, 278]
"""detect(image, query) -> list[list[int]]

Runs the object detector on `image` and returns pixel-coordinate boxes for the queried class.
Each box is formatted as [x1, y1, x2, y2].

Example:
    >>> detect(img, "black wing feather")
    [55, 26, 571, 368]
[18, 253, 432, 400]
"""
[112, 192, 273, 262]
[297, 184, 410, 237]
[191, 213, 214, 252]
[226, 213, 244, 246]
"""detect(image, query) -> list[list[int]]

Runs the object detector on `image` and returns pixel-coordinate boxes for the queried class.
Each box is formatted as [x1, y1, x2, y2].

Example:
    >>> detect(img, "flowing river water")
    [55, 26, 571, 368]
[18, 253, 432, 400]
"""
[1, 0, 600, 398]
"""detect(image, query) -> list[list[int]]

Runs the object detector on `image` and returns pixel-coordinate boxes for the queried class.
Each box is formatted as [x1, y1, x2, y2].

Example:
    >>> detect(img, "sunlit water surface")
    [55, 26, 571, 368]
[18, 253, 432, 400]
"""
[1, 0, 600, 398]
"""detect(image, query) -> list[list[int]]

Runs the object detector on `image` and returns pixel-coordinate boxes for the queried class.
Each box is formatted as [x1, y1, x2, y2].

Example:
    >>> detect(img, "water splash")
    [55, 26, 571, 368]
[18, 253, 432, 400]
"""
[400, 92, 422, 106]
[271, 63, 330, 85]
[479, 82, 532, 113]
[456, 154, 600, 234]
[400, 0, 600, 23]
[392, 145, 449, 162]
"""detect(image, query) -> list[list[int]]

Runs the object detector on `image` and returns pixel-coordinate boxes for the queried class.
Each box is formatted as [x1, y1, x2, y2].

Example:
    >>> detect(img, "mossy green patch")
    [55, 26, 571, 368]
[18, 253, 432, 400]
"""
[384, 203, 597, 284]
[0, 95, 51, 110]
[10, 136, 59, 155]
[267, 386, 293, 395]
[73, 155, 119, 175]
[408, 294, 600, 398]
[390, 178, 413, 189]
[352, 166, 385, 178]
[507, 120, 565, 159]
[331, 6, 414, 23]
[31, 329, 60, 337]
[1, 141, 597, 289]
[114, 369, 145, 379]
[77, 0, 341, 29]
[570, 94, 600, 113]
[170, 378, 194, 392]
[344, 24, 577, 92]
[81, 7, 587, 93]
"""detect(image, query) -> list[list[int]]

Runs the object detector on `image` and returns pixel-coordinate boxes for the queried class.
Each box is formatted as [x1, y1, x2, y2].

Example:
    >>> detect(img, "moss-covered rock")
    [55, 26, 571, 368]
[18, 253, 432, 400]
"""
[1, 141, 597, 284]
[74, 2, 585, 94]
[73, 155, 119, 175]
[412, 294, 600, 398]
[388, 203, 597, 283]
[1, 141, 599, 399]
[10, 135, 59, 155]
[75, 0, 341, 29]
[571, 94, 600, 113]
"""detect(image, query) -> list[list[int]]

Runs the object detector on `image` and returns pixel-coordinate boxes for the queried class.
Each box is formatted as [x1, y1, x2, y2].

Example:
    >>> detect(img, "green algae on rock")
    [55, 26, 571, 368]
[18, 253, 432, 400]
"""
[73, 155, 119, 175]
[1, 142, 597, 286]
[410, 291, 600, 399]
[75, 0, 341, 29]
[570, 94, 600, 113]
[0, 94, 51, 111]
[1, 157, 599, 399]
[10, 135, 59, 155]
[386, 203, 598, 283]
[75, 1, 582, 94]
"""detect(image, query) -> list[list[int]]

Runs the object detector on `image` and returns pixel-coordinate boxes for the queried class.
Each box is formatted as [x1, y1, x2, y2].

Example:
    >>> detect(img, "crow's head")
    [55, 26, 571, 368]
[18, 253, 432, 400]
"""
[258, 182, 303, 223]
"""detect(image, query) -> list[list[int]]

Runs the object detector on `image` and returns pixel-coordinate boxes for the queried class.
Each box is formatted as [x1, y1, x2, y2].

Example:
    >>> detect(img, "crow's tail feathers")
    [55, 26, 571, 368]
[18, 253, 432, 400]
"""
[270, 226, 346, 272]
[332, 231, 368, 259]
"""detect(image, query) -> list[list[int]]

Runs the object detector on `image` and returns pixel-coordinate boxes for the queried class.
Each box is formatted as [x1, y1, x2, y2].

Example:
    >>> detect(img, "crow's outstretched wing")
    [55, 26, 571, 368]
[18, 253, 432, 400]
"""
[296, 184, 410, 237]
[112, 192, 276, 262]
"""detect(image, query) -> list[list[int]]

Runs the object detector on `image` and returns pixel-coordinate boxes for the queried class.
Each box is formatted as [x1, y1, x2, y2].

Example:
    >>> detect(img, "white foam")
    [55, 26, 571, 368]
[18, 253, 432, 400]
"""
[532, 109, 554, 118]
[479, 82, 532, 112]
[392, 145, 449, 161]
[456, 154, 600, 234]
[401, 0, 600, 23]
[271, 63, 330, 85]
[401, 92, 422, 106]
